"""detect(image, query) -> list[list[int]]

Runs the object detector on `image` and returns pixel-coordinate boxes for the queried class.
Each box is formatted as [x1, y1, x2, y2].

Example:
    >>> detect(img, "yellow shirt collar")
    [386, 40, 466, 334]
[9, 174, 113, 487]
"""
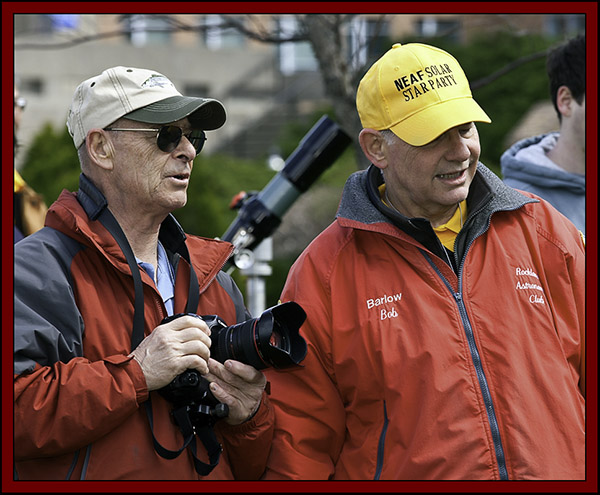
[379, 184, 467, 252]
[434, 200, 467, 235]
[433, 200, 467, 251]
[14, 169, 25, 193]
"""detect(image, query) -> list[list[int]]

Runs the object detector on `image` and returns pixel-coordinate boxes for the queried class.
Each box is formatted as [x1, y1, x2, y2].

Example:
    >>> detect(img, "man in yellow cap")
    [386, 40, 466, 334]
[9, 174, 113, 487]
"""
[262, 43, 585, 480]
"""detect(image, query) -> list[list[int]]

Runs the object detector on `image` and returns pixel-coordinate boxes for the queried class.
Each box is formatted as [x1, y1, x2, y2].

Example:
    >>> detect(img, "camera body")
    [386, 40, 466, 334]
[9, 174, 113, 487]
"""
[158, 302, 307, 425]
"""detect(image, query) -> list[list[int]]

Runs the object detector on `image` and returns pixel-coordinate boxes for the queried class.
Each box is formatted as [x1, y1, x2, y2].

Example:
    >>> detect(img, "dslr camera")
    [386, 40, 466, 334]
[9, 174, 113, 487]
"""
[158, 301, 307, 426]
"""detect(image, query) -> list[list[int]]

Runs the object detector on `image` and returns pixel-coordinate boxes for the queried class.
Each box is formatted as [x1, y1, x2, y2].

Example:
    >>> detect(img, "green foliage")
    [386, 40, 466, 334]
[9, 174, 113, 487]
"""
[173, 152, 276, 239]
[266, 257, 297, 306]
[173, 152, 283, 302]
[19, 123, 81, 205]
[175, 117, 356, 239]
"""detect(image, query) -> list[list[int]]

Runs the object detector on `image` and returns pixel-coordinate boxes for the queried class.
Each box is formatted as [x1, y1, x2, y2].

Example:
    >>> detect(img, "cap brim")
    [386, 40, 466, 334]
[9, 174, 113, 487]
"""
[390, 97, 491, 147]
[125, 96, 226, 130]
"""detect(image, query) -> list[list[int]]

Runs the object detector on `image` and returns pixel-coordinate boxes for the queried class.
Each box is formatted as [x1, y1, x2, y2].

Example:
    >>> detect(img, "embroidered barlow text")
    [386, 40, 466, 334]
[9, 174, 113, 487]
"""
[366, 292, 402, 321]
[367, 292, 403, 309]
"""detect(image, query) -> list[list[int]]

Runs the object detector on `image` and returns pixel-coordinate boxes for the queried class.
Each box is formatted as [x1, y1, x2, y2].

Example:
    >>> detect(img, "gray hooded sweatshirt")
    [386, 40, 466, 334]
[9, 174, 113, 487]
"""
[500, 132, 585, 234]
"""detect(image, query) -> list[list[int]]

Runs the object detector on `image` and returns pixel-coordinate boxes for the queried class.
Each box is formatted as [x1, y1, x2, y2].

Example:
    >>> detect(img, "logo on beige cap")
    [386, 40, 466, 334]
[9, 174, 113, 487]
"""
[141, 75, 175, 90]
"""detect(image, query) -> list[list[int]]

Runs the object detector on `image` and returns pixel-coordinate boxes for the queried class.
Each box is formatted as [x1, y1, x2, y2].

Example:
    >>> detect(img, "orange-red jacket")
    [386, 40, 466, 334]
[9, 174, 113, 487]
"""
[14, 174, 273, 480]
[263, 164, 585, 480]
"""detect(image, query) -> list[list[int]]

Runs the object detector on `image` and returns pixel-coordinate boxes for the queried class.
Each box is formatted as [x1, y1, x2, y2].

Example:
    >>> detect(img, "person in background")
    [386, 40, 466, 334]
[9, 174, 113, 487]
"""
[501, 34, 585, 235]
[14, 66, 273, 480]
[262, 42, 585, 480]
[14, 83, 48, 242]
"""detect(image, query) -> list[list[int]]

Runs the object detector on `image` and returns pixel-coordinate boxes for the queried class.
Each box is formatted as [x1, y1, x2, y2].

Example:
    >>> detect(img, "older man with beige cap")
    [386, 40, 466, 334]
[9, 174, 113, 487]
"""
[14, 66, 273, 480]
[262, 43, 585, 480]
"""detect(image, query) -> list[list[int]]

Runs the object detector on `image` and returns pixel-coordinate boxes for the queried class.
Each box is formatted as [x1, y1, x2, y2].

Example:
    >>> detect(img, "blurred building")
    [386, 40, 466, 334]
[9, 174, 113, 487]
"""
[14, 13, 584, 168]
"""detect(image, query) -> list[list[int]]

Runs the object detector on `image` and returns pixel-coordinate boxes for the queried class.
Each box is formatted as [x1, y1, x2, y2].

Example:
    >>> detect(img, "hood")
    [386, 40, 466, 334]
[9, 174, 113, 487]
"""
[500, 133, 585, 194]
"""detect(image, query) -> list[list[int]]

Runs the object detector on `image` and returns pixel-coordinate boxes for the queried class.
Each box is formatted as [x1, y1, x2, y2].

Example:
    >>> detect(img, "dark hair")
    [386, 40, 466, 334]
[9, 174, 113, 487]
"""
[546, 34, 585, 121]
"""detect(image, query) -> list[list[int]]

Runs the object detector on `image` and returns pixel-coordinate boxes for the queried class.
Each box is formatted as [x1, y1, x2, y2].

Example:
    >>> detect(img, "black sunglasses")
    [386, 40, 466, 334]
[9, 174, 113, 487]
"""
[104, 125, 207, 156]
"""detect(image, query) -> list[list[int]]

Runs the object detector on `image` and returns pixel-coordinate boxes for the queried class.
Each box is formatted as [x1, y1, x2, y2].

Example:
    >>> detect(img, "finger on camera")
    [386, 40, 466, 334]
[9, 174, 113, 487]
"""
[180, 340, 211, 363]
[175, 327, 212, 349]
[222, 359, 265, 383]
[182, 354, 210, 375]
[204, 360, 239, 389]
[206, 358, 228, 380]
[207, 361, 265, 393]
[207, 358, 247, 380]
[207, 379, 249, 410]
[163, 315, 211, 336]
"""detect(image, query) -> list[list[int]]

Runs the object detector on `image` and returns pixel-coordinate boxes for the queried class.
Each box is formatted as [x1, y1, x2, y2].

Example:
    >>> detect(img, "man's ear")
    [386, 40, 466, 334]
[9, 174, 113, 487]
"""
[556, 85, 574, 119]
[358, 129, 388, 170]
[86, 129, 114, 171]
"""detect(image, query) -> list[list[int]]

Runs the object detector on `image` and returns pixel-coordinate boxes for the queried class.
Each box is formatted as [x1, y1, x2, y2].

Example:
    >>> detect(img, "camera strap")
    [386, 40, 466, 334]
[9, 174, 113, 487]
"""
[96, 206, 200, 350]
[97, 206, 146, 350]
[145, 402, 222, 476]
[96, 206, 221, 476]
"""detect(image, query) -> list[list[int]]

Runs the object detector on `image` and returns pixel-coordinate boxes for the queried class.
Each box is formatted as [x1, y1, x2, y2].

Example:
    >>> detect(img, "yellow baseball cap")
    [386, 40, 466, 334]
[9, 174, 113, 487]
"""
[357, 43, 491, 146]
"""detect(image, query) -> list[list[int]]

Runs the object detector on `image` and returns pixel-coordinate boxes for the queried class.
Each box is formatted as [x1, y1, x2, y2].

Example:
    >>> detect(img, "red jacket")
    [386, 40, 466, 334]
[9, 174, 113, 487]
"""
[263, 165, 585, 480]
[14, 174, 273, 480]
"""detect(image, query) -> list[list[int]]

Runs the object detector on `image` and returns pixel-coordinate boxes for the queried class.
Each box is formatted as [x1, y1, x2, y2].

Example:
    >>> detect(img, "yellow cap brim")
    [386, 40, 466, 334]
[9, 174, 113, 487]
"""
[390, 96, 491, 146]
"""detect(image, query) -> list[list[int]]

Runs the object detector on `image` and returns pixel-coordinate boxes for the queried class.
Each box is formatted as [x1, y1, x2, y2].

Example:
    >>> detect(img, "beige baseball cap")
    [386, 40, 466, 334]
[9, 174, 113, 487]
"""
[66, 66, 226, 149]
[357, 43, 491, 146]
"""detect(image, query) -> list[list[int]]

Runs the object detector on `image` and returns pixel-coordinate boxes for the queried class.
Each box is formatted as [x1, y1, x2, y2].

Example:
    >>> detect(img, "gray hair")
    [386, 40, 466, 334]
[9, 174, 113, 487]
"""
[379, 129, 399, 145]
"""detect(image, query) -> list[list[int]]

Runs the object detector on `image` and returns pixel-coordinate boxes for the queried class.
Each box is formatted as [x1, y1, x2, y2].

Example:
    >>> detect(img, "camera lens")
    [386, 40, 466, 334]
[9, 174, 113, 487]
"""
[269, 325, 287, 350]
[209, 302, 307, 370]
[210, 318, 256, 368]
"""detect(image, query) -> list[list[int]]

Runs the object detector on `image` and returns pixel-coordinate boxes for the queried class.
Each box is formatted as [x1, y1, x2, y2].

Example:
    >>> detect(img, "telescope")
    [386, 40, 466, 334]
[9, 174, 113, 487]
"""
[221, 115, 352, 271]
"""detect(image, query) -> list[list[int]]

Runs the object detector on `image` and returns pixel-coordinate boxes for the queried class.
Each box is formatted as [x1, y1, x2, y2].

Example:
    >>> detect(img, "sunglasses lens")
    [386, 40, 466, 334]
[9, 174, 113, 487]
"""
[187, 130, 207, 155]
[157, 126, 183, 153]
[156, 126, 206, 155]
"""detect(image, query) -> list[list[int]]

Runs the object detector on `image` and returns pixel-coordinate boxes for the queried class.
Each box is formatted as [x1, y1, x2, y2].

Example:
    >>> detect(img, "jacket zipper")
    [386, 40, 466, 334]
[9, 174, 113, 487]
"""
[374, 401, 388, 480]
[455, 209, 515, 480]
[422, 250, 509, 480]
[453, 291, 508, 480]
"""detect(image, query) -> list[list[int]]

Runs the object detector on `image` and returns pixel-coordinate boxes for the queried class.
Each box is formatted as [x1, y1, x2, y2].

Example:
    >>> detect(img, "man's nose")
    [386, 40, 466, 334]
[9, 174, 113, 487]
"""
[444, 131, 472, 162]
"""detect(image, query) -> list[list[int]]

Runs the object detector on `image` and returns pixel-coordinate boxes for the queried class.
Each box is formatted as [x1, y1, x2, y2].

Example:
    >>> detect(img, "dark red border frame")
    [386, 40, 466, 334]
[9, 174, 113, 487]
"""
[3, 2, 597, 493]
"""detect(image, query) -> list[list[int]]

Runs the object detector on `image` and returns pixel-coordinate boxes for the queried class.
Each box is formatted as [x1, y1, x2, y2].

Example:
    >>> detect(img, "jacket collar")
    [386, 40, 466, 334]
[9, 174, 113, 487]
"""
[76, 173, 190, 262]
[337, 163, 537, 260]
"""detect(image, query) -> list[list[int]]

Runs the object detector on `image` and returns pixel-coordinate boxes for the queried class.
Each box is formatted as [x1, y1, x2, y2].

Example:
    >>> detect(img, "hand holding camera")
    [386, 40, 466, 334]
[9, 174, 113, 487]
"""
[140, 302, 306, 474]
[129, 314, 212, 391]
[158, 302, 307, 426]
[204, 358, 267, 425]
